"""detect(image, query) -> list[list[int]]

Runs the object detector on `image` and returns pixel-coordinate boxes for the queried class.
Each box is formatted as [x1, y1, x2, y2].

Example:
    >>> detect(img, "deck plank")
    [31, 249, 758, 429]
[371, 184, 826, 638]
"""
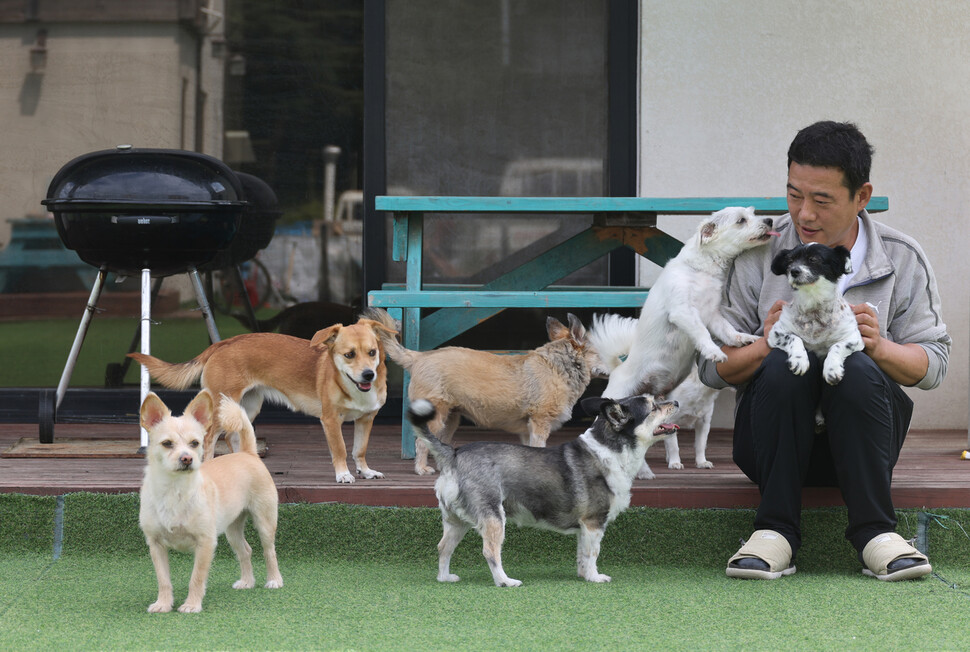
[0, 422, 967, 509]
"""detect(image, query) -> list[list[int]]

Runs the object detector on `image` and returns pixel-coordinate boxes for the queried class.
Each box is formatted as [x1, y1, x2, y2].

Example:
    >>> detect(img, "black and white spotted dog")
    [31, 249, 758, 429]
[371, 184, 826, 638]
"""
[768, 243, 864, 386]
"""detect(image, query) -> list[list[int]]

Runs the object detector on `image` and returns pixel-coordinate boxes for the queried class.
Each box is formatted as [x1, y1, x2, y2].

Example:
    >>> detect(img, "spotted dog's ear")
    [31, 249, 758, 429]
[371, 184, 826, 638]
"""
[832, 245, 852, 275]
[770, 248, 794, 276]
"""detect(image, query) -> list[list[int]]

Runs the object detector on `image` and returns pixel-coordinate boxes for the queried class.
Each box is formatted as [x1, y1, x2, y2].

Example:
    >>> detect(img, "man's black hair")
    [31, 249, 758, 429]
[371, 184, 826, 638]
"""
[787, 121, 874, 196]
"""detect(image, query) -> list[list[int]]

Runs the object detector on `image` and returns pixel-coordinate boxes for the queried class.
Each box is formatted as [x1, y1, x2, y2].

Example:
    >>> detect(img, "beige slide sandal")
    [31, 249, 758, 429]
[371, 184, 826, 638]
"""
[726, 529, 796, 580]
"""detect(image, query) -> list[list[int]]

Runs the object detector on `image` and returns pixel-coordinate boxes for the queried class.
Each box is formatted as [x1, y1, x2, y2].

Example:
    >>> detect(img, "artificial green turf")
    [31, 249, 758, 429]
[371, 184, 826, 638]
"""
[2, 493, 969, 651]
[0, 313, 253, 388]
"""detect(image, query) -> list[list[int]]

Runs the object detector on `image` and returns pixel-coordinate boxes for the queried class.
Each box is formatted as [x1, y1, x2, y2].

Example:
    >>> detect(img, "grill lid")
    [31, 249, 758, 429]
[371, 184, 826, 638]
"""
[41, 146, 247, 277]
[42, 145, 246, 212]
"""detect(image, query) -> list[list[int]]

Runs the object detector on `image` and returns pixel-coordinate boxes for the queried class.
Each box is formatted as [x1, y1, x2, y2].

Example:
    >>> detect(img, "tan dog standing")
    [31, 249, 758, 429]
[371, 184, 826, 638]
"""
[139, 391, 282, 613]
[129, 317, 394, 483]
[365, 308, 606, 475]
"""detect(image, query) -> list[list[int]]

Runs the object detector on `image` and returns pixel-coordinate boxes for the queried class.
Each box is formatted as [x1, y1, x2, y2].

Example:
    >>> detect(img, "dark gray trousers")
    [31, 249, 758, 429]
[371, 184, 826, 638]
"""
[733, 349, 913, 557]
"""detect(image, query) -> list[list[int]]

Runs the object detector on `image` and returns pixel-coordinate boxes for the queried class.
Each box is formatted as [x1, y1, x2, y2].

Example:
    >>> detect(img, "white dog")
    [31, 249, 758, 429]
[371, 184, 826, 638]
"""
[768, 243, 864, 385]
[591, 313, 721, 479]
[599, 207, 778, 401]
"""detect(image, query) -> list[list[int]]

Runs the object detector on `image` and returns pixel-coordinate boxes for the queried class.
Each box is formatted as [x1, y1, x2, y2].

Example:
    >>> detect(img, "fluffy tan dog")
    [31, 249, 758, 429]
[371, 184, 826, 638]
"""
[139, 391, 282, 613]
[129, 317, 394, 483]
[365, 307, 606, 475]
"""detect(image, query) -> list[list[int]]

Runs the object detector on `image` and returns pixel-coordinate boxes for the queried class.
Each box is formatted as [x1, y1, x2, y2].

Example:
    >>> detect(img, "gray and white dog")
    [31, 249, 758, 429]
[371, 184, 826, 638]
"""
[407, 395, 679, 587]
[768, 243, 864, 386]
[591, 313, 719, 478]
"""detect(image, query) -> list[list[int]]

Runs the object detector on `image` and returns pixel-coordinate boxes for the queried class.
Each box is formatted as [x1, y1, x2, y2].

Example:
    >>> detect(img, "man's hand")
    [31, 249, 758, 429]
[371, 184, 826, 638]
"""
[850, 301, 928, 386]
[851, 302, 882, 356]
[764, 300, 786, 340]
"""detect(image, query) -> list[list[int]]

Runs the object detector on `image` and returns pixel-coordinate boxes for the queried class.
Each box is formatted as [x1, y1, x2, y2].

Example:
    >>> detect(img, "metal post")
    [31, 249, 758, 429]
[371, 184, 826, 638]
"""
[139, 268, 152, 449]
[323, 145, 341, 222]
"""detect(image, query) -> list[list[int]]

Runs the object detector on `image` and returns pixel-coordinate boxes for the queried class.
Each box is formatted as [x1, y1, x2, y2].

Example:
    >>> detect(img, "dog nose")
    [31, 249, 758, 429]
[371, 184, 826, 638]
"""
[762, 218, 773, 227]
[790, 268, 801, 279]
[179, 452, 193, 467]
[361, 369, 375, 382]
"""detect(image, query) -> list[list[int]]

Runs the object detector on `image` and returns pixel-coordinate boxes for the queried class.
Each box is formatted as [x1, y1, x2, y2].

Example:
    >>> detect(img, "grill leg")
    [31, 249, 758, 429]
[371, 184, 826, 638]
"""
[139, 268, 152, 451]
[41, 267, 107, 442]
[105, 276, 164, 387]
[188, 266, 221, 344]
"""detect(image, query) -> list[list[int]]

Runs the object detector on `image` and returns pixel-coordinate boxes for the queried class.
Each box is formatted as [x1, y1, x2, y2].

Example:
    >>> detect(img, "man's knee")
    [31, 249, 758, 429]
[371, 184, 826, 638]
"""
[757, 348, 820, 392]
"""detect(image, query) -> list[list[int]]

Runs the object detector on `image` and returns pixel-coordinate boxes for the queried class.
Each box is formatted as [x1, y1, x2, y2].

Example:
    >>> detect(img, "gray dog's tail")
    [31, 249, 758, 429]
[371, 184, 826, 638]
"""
[406, 399, 455, 469]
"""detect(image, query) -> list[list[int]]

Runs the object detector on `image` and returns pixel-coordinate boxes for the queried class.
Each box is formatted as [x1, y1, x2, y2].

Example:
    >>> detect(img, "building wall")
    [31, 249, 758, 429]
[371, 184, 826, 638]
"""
[0, 7, 225, 241]
[638, 1, 969, 430]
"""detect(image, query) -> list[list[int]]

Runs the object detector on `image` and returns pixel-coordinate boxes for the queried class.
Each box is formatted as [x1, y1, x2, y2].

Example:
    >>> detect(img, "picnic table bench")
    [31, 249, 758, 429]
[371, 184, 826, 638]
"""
[369, 195, 889, 456]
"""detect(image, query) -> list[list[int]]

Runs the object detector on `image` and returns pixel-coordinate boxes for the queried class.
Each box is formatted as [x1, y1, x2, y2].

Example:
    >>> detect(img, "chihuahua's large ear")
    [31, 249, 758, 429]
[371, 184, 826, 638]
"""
[140, 393, 170, 432]
[770, 249, 792, 276]
[833, 245, 852, 275]
[546, 316, 569, 341]
[185, 391, 215, 430]
[566, 313, 587, 344]
[310, 324, 342, 350]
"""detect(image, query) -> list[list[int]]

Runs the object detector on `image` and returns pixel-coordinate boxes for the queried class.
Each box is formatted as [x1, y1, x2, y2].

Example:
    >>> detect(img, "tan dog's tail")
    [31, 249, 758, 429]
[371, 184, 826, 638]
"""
[216, 393, 258, 455]
[127, 348, 217, 390]
[407, 399, 455, 469]
[360, 307, 420, 369]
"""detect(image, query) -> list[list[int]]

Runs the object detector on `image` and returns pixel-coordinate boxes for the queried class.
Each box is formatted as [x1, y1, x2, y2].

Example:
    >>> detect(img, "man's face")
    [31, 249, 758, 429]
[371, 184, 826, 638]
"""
[786, 162, 872, 248]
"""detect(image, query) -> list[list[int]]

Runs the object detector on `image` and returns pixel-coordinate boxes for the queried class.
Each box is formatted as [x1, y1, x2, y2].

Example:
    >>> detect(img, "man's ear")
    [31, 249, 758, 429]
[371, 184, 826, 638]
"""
[854, 181, 873, 212]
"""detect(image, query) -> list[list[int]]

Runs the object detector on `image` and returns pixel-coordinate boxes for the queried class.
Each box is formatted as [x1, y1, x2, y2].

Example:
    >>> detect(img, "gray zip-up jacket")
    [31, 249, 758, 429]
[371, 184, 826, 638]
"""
[697, 210, 950, 396]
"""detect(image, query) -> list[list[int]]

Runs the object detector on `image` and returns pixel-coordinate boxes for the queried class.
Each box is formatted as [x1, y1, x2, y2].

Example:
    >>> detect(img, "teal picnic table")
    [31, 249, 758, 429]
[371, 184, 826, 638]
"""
[369, 195, 889, 457]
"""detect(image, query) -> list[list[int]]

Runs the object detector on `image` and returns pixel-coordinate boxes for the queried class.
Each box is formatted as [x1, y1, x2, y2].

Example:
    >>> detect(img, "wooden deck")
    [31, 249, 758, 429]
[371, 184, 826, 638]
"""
[1, 422, 968, 509]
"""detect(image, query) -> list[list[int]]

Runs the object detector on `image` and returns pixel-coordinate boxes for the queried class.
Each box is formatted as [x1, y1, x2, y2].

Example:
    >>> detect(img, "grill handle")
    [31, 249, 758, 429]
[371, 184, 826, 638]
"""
[111, 215, 180, 226]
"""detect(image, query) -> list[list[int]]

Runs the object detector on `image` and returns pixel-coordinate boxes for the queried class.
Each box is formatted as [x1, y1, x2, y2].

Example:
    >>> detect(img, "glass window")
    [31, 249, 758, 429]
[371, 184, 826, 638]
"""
[384, 0, 608, 286]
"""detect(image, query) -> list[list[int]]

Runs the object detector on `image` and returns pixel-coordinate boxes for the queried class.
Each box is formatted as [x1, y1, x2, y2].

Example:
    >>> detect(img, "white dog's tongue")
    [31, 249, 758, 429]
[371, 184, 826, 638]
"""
[768, 231, 781, 237]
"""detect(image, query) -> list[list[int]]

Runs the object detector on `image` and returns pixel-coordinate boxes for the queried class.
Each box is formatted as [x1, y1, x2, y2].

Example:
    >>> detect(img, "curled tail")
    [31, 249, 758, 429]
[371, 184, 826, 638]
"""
[361, 307, 423, 369]
[407, 399, 455, 469]
[588, 313, 639, 372]
[216, 393, 258, 455]
[127, 345, 220, 390]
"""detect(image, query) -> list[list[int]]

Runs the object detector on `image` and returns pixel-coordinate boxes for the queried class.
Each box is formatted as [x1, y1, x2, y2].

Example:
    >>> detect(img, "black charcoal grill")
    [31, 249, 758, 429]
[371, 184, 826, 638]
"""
[38, 146, 247, 446]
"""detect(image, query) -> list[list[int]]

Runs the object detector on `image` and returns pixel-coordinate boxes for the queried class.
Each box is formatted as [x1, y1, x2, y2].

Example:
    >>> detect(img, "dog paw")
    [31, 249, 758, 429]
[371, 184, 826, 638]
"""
[788, 352, 809, 375]
[635, 462, 656, 480]
[415, 465, 437, 476]
[668, 461, 684, 470]
[177, 602, 202, 613]
[147, 601, 172, 614]
[497, 578, 523, 587]
[823, 363, 845, 385]
[437, 573, 460, 583]
[702, 346, 728, 363]
[584, 573, 612, 583]
[696, 460, 715, 469]
[358, 468, 385, 480]
[265, 578, 283, 589]
[233, 578, 255, 590]
[734, 332, 760, 346]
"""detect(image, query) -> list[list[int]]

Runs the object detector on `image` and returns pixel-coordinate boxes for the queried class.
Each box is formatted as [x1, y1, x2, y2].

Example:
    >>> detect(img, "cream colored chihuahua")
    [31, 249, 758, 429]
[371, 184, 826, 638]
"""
[139, 391, 283, 613]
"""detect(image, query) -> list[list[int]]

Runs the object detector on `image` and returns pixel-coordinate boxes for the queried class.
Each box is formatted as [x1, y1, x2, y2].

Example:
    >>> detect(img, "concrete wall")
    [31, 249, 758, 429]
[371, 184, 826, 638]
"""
[638, 1, 968, 430]
[0, 11, 225, 242]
